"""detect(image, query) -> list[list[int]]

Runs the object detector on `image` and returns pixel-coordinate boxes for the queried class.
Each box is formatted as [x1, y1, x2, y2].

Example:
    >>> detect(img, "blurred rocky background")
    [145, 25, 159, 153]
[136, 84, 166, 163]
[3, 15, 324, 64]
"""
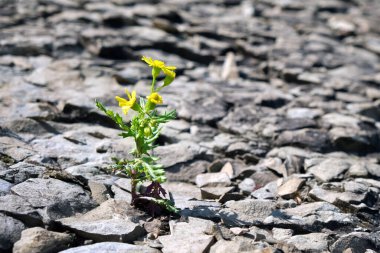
[0, 0, 380, 252]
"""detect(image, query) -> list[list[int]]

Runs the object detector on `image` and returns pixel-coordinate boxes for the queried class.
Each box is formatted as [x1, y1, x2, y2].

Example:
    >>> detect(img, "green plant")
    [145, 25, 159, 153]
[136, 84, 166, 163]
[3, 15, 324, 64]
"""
[96, 56, 178, 215]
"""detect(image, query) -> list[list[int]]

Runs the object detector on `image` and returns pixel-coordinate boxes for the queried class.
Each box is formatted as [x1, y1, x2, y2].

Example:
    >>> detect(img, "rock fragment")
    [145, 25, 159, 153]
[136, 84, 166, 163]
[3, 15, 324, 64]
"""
[13, 227, 73, 253]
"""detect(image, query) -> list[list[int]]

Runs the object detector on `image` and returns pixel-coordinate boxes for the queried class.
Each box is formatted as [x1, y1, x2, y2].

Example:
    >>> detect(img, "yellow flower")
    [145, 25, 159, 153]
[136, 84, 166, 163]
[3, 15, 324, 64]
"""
[141, 56, 176, 80]
[162, 65, 176, 79]
[115, 89, 137, 115]
[147, 92, 163, 105]
[141, 56, 165, 69]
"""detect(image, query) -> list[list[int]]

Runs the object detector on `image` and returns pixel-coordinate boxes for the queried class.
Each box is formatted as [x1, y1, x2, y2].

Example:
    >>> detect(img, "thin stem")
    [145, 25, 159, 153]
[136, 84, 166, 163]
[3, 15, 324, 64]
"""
[151, 77, 156, 93]
[131, 177, 138, 204]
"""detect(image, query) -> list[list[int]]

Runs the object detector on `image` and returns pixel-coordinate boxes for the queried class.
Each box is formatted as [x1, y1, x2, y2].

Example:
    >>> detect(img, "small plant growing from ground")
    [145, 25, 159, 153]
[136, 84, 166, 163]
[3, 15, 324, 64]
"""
[96, 56, 178, 216]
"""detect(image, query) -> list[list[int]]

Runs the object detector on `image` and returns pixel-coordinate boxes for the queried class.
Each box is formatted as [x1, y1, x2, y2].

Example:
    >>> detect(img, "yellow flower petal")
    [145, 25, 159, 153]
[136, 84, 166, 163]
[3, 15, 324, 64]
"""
[115, 90, 137, 115]
[115, 96, 128, 106]
[121, 106, 130, 115]
[165, 65, 176, 70]
[147, 92, 163, 105]
[162, 68, 176, 78]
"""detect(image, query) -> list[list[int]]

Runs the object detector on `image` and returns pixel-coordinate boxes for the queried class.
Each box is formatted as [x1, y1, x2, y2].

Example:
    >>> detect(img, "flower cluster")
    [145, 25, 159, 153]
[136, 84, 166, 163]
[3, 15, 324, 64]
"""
[96, 56, 177, 215]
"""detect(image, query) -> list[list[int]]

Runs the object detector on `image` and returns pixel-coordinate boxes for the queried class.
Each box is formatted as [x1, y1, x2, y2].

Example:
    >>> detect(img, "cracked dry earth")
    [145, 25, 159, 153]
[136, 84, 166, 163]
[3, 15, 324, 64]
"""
[1, 0, 380, 252]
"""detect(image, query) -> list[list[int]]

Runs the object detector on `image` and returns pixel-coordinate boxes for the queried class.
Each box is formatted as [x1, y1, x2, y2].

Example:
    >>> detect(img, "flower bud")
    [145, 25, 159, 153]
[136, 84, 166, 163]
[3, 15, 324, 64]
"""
[144, 127, 152, 137]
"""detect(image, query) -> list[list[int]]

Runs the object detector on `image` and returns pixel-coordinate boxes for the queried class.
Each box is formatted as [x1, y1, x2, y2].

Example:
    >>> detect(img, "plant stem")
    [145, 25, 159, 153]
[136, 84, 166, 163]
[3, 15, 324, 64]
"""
[151, 77, 156, 92]
[131, 177, 138, 204]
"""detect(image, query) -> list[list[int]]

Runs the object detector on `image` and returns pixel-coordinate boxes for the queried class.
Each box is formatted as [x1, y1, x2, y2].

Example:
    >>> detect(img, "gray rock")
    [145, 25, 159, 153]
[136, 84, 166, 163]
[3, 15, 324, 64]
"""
[88, 180, 110, 204]
[264, 202, 355, 232]
[308, 158, 350, 182]
[286, 107, 323, 119]
[163, 182, 201, 201]
[0, 194, 42, 226]
[58, 200, 146, 242]
[275, 129, 330, 152]
[60, 242, 160, 253]
[355, 178, 380, 189]
[0, 213, 26, 252]
[331, 232, 378, 253]
[159, 217, 215, 253]
[166, 160, 209, 183]
[176, 86, 227, 124]
[10, 178, 96, 222]
[366, 163, 380, 178]
[154, 142, 205, 168]
[111, 185, 132, 202]
[217, 104, 263, 135]
[310, 181, 377, 207]
[251, 181, 278, 200]
[272, 228, 293, 241]
[0, 162, 46, 184]
[277, 177, 305, 199]
[0, 179, 12, 195]
[13, 227, 73, 253]
[238, 178, 256, 194]
[195, 172, 231, 188]
[282, 233, 330, 252]
[329, 126, 379, 153]
[348, 162, 369, 177]
[180, 200, 221, 221]
[218, 199, 275, 226]
[210, 238, 273, 253]
[65, 162, 104, 179]
[220, 162, 234, 179]
[201, 186, 234, 200]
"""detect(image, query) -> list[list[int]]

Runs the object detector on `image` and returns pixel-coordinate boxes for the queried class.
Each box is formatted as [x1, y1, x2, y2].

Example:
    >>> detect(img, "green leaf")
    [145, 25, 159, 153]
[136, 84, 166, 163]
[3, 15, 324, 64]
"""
[95, 100, 131, 132]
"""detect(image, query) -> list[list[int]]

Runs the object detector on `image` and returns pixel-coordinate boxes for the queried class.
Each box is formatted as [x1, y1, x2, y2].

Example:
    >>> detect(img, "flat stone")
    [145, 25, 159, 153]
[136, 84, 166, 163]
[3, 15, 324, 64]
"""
[210, 238, 274, 253]
[166, 160, 209, 183]
[60, 242, 160, 253]
[201, 186, 234, 200]
[154, 142, 205, 168]
[10, 178, 96, 222]
[0, 194, 43, 226]
[283, 233, 330, 252]
[277, 177, 305, 199]
[251, 181, 278, 200]
[264, 202, 355, 232]
[0, 178, 12, 195]
[0, 162, 46, 184]
[275, 129, 330, 152]
[162, 182, 202, 208]
[286, 107, 323, 119]
[176, 86, 227, 124]
[238, 178, 256, 194]
[58, 200, 146, 242]
[308, 158, 350, 182]
[220, 162, 234, 178]
[229, 227, 249, 236]
[0, 213, 26, 252]
[111, 185, 132, 202]
[331, 232, 378, 253]
[309, 185, 342, 204]
[272, 228, 293, 241]
[218, 199, 275, 226]
[88, 180, 110, 204]
[13, 227, 73, 253]
[366, 163, 380, 178]
[328, 126, 379, 153]
[159, 217, 215, 253]
[348, 162, 369, 177]
[180, 200, 221, 221]
[195, 172, 231, 188]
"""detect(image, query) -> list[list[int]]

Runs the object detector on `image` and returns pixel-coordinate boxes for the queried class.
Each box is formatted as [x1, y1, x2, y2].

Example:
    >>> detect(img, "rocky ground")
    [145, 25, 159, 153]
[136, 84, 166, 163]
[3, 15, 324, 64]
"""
[1, 0, 380, 252]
